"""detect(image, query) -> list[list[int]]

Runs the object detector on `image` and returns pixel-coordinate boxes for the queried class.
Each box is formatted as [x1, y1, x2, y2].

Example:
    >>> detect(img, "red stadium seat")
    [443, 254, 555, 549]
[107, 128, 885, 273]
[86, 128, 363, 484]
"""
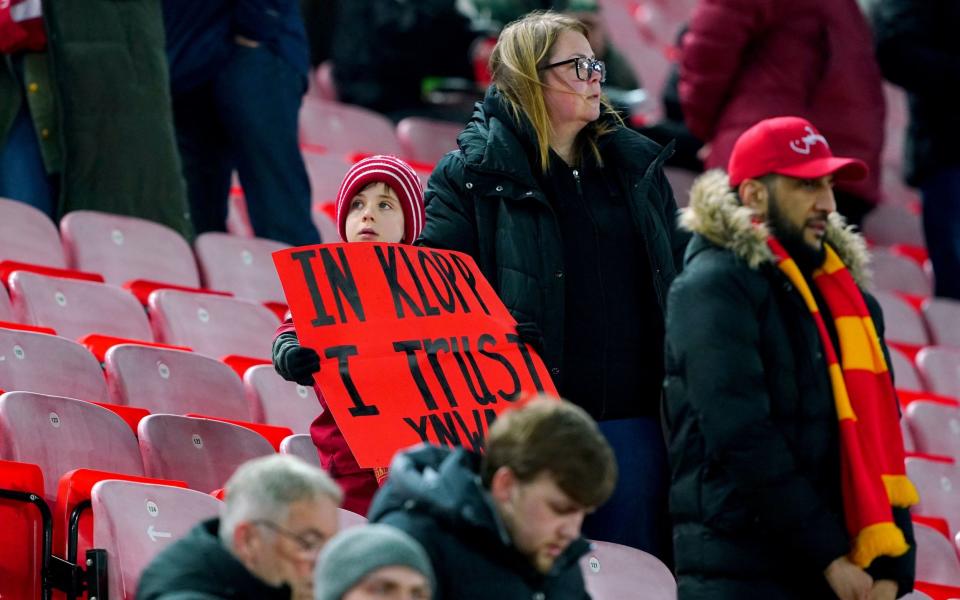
[875, 291, 931, 347]
[9, 271, 153, 342]
[0, 197, 67, 268]
[299, 98, 403, 158]
[903, 419, 916, 453]
[91, 479, 221, 599]
[862, 203, 926, 247]
[279, 433, 321, 468]
[148, 289, 278, 360]
[315, 60, 339, 102]
[870, 248, 933, 297]
[0, 284, 12, 322]
[918, 347, 960, 399]
[0, 460, 47, 600]
[396, 117, 462, 165]
[138, 414, 275, 493]
[889, 345, 926, 393]
[338, 506, 368, 530]
[244, 365, 319, 433]
[915, 520, 960, 587]
[194, 232, 289, 305]
[104, 344, 250, 420]
[60, 210, 201, 288]
[580, 540, 677, 600]
[664, 167, 697, 209]
[0, 328, 108, 402]
[907, 401, 960, 460]
[303, 152, 351, 206]
[907, 455, 960, 535]
[924, 298, 960, 349]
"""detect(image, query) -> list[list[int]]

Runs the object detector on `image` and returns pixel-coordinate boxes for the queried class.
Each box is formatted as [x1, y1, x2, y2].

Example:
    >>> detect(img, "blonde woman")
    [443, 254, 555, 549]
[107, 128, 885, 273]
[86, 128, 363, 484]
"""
[418, 10, 687, 559]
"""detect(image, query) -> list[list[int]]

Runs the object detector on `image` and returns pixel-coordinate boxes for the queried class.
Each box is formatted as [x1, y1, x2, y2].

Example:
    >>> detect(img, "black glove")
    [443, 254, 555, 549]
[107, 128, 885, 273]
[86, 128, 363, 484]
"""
[515, 321, 545, 356]
[273, 332, 320, 386]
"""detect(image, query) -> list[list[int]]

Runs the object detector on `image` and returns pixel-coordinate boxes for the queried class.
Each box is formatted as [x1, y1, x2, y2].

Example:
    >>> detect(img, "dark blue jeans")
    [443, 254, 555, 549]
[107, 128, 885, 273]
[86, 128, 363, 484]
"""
[0, 57, 57, 217]
[172, 45, 319, 246]
[582, 416, 672, 565]
[921, 166, 960, 299]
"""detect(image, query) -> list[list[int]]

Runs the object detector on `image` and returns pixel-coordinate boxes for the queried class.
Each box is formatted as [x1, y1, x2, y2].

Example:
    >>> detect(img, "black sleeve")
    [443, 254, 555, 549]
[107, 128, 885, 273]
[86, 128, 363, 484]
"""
[665, 260, 851, 571]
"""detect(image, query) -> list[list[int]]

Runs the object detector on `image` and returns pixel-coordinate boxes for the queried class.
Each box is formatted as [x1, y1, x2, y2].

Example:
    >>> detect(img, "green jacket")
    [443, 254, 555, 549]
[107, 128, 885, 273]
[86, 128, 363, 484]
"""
[0, 0, 193, 239]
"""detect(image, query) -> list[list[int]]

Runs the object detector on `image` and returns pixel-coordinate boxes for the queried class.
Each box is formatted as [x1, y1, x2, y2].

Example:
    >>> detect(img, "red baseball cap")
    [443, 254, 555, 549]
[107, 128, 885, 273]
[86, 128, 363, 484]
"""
[727, 116, 868, 186]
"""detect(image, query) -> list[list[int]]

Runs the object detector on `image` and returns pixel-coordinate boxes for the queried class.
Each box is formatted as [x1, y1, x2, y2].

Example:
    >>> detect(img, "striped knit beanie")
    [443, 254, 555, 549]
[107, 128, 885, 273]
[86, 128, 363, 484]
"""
[335, 155, 425, 244]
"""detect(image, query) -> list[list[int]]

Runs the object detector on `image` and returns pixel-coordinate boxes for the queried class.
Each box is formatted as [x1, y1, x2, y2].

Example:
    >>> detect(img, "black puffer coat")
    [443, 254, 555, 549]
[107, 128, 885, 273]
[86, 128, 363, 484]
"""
[369, 445, 591, 600]
[663, 171, 915, 599]
[420, 87, 688, 416]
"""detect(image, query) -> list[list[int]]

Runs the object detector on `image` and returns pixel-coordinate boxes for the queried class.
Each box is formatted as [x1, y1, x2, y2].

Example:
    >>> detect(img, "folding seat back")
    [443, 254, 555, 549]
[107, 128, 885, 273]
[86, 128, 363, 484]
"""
[924, 298, 960, 349]
[0, 328, 108, 402]
[664, 167, 697, 209]
[279, 433, 321, 468]
[9, 271, 153, 341]
[91, 479, 221, 600]
[138, 414, 275, 493]
[580, 540, 677, 600]
[875, 291, 930, 346]
[304, 152, 351, 205]
[244, 365, 319, 433]
[898, 593, 933, 600]
[869, 248, 932, 297]
[149, 289, 278, 360]
[396, 117, 462, 165]
[0, 284, 12, 322]
[915, 521, 960, 586]
[917, 347, 960, 399]
[299, 98, 403, 156]
[862, 203, 926, 247]
[0, 392, 143, 502]
[60, 210, 201, 287]
[906, 457, 960, 534]
[105, 345, 249, 420]
[902, 419, 915, 453]
[906, 401, 960, 460]
[0, 197, 67, 268]
[338, 506, 368, 530]
[194, 233, 289, 304]
[889, 346, 925, 392]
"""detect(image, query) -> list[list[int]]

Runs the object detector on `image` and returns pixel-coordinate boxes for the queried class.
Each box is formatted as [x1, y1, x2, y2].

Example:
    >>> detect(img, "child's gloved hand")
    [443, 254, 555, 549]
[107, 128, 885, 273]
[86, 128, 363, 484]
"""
[273, 332, 321, 386]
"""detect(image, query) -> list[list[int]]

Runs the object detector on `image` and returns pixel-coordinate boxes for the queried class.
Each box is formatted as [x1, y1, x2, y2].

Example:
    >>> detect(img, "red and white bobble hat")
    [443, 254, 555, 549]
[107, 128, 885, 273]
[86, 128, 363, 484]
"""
[335, 155, 425, 244]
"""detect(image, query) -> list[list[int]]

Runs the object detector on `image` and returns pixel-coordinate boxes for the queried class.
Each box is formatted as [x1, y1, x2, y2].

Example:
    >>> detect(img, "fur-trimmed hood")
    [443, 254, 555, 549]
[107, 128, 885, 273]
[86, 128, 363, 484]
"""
[679, 169, 871, 286]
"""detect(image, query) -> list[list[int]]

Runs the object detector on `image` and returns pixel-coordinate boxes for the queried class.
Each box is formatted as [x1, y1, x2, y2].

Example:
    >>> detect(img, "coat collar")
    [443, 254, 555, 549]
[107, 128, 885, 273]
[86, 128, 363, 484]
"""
[680, 169, 871, 286]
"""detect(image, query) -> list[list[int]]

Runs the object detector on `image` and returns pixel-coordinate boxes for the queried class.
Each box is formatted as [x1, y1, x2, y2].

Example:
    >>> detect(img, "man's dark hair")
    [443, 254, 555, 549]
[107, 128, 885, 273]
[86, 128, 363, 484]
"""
[480, 396, 617, 507]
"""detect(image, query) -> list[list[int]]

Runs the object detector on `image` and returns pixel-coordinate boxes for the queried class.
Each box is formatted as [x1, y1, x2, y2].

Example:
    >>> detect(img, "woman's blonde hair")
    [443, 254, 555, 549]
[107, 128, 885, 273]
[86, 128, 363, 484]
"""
[489, 10, 621, 171]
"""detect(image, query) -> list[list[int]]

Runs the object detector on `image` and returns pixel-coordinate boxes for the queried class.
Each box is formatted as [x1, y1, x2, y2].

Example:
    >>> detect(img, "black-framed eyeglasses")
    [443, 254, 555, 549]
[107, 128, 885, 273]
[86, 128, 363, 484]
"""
[540, 57, 606, 83]
[252, 520, 326, 556]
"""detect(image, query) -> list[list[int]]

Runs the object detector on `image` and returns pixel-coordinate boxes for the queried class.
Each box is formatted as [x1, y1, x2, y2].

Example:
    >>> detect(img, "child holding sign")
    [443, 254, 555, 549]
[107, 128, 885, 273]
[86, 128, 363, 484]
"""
[272, 155, 425, 515]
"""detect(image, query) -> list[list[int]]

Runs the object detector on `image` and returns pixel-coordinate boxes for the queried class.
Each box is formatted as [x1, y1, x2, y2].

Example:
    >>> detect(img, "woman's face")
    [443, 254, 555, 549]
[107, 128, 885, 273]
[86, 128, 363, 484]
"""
[541, 30, 602, 133]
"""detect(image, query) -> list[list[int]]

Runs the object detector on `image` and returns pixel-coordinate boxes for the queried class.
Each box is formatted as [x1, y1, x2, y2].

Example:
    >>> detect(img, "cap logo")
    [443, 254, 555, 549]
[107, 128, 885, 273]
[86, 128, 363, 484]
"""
[788, 126, 829, 155]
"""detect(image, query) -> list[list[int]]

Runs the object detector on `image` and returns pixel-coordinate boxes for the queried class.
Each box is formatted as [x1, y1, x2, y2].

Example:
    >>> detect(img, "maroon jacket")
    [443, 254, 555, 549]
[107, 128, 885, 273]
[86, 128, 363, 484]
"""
[679, 0, 885, 203]
[275, 318, 378, 515]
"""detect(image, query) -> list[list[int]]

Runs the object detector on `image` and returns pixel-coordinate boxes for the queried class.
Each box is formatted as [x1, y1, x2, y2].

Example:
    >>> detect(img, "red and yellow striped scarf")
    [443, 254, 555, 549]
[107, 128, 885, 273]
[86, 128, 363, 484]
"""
[768, 237, 918, 568]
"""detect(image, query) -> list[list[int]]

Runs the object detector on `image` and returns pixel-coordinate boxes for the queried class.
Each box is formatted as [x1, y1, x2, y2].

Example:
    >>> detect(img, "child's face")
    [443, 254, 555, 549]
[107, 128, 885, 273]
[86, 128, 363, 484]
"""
[344, 182, 405, 243]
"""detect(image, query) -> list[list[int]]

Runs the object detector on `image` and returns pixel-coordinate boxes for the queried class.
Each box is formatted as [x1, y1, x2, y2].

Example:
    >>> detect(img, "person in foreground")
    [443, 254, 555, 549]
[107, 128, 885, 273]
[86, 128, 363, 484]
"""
[137, 454, 343, 600]
[663, 116, 917, 599]
[368, 397, 617, 600]
[313, 524, 434, 600]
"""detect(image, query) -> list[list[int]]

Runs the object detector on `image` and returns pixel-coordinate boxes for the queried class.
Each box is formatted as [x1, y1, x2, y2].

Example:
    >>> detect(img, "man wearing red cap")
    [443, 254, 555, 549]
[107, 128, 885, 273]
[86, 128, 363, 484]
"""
[663, 116, 917, 599]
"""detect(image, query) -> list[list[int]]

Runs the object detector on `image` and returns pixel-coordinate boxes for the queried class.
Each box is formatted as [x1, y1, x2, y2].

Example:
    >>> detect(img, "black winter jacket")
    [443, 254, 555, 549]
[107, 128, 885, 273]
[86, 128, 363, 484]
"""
[369, 445, 591, 600]
[872, 0, 960, 185]
[420, 88, 689, 416]
[663, 171, 915, 599]
[137, 518, 291, 600]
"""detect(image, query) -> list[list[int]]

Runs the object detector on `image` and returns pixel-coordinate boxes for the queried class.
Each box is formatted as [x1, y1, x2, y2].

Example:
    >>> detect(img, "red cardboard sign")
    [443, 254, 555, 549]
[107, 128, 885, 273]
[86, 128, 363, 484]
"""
[273, 243, 557, 468]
